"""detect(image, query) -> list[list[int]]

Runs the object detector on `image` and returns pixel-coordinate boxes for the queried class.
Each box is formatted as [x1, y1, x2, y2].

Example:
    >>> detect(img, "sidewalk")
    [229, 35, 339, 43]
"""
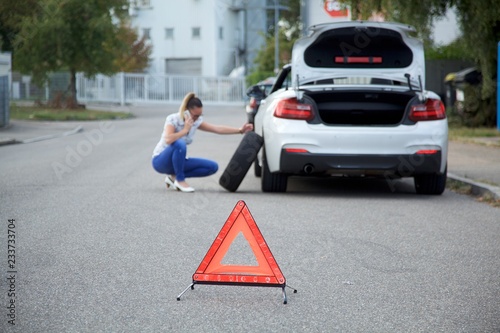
[447, 139, 500, 201]
[0, 120, 83, 145]
[1, 119, 499, 200]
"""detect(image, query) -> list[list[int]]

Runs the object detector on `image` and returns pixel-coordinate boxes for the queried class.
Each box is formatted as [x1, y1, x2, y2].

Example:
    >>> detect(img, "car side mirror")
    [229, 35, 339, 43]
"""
[247, 85, 264, 98]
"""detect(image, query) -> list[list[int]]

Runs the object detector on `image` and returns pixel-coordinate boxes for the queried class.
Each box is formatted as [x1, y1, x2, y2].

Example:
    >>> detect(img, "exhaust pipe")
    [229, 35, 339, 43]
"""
[303, 164, 315, 174]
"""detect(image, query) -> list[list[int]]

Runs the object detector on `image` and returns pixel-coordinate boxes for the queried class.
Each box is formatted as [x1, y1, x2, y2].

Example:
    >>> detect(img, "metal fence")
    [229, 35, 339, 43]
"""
[76, 73, 246, 105]
[10, 72, 247, 106]
[0, 76, 9, 127]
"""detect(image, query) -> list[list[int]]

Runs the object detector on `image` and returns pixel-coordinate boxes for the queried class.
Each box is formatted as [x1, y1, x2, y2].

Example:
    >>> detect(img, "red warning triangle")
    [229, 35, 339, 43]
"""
[192, 200, 286, 286]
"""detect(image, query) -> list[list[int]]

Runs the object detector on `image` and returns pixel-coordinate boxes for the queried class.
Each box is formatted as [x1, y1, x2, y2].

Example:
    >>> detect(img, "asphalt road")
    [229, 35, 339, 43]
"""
[1, 105, 499, 333]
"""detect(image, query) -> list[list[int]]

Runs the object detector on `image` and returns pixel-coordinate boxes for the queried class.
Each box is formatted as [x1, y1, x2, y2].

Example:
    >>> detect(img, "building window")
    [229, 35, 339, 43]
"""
[165, 28, 174, 39]
[219, 27, 223, 40]
[192, 27, 201, 39]
[142, 28, 151, 40]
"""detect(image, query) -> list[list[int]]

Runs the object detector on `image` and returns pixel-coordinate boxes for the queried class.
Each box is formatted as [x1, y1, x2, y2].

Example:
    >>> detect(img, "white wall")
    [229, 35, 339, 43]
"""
[129, 0, 267, 76]
[0, 52, 11, 76]
[0, 52, 12, 97]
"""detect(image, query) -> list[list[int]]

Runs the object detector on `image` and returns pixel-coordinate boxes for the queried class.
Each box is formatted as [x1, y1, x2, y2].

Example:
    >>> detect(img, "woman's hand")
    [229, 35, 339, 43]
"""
[240, 123, 253, 134]
[183, 113, 194, 133]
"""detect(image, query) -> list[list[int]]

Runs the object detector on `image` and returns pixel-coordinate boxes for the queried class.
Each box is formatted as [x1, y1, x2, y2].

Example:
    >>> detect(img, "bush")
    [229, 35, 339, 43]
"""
[451, 84, 497, 127]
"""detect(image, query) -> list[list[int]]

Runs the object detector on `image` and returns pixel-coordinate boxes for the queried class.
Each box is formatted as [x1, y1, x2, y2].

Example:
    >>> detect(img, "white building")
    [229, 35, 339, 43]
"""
[128, 0, 268, 76]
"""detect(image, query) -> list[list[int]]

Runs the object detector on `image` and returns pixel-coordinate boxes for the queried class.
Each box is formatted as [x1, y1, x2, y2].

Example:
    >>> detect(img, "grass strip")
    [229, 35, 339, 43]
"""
[10, 104, 134, 121]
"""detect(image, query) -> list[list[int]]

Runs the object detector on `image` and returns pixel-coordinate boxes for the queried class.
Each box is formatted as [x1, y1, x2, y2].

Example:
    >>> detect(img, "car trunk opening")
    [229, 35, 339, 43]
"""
[305, 90, 417, 126]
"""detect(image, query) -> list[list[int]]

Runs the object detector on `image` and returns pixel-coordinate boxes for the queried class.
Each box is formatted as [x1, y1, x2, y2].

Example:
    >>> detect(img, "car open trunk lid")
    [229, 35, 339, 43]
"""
[292, 21, 425, 89]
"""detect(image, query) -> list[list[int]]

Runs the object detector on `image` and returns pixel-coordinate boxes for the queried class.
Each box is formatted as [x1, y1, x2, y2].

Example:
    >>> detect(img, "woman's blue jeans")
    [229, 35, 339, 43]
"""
[152, 139, 218, 181]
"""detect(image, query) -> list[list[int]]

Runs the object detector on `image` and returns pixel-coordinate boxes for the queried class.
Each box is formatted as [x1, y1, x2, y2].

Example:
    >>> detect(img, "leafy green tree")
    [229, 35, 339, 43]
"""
[13, 0, 132, 107]
[113, 23, 152, 73]
[345, 0, 448, 46]
[248, 32, 295, 85]
[279, 0, 302, 40]
[0, 0, 39, 52]
[248, 0, 301, 85]
[425, 37, 472, 60]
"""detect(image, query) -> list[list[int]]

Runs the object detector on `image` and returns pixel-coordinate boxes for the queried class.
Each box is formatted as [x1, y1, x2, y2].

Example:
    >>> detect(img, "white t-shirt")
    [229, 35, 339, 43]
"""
[152, 112, 203, 157]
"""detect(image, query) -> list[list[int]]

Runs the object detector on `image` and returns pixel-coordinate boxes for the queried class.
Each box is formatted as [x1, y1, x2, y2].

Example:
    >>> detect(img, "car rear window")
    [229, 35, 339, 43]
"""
[304, 27, 413, 69]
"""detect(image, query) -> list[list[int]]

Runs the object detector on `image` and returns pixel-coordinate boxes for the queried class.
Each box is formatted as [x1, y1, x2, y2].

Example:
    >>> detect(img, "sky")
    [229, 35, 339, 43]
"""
[432, 8, 461, 45]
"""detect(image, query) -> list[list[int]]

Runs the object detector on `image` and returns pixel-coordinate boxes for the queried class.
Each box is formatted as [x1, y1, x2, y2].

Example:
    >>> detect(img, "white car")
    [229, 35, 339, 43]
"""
[253, 21, 448, 194]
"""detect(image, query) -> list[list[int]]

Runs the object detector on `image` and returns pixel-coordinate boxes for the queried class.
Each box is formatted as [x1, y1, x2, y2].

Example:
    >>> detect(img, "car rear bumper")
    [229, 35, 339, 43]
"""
[280, 150, 443, 176]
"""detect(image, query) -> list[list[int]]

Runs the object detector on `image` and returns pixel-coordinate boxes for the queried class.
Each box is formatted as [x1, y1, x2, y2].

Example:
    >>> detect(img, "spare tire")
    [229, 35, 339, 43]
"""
[219, 131, 263, 192]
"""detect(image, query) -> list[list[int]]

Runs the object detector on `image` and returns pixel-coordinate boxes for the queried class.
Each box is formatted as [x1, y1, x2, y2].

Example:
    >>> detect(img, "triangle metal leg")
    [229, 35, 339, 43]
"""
[286, 284, 298, 294]
[176, 282, 195, 301]
[282, 284, 298, 304]
[177, 282, 296, 304]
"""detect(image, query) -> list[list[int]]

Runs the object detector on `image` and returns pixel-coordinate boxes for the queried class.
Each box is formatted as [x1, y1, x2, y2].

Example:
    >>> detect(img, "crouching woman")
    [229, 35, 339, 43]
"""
[152, 92, 253, 192]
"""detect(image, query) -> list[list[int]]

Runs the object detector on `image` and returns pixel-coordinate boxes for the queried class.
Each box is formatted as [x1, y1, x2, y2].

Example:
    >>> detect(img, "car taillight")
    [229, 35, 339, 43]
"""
[249, 97, 257, 109]
[274, 98, 314, 121]
[416, 149, 439, 155]
[409, 99, 446, 122]
[284, 148, 309, 153]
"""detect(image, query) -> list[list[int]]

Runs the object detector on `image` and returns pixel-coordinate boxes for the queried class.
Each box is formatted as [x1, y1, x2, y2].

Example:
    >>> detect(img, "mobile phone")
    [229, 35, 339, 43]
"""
[184, 110, 191, 120]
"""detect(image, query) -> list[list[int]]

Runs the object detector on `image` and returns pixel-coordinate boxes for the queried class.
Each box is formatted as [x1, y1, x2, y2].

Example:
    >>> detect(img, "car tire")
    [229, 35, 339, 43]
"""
[254, 158, 262, 177]
[219, 131, 263, 192]
[414, 165, 447, 195]
[261, 147, 288, 192]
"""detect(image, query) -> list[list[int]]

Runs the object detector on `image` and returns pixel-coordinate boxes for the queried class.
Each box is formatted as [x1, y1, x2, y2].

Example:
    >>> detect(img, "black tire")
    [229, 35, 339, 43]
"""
[254, 157, 262, 177]
[414, 166, 447, 195]
[261, 147, 288, 192]
[219, 131, 263, 192]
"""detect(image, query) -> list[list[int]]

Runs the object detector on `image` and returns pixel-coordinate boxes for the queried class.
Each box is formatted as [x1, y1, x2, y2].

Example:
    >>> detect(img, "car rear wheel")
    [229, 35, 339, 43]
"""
[261, 147, 288, 192]
[254, 158, 262, 177]
[414, 166, 447, 195]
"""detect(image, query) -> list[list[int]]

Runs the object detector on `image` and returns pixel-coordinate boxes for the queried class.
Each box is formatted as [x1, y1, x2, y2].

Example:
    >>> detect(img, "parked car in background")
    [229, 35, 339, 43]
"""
[253, 21, 448, 194]
[245, 77, 275, 123]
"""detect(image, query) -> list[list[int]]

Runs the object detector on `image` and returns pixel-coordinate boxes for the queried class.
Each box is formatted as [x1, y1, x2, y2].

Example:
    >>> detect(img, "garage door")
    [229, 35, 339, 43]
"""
[165, 58, 202, 75]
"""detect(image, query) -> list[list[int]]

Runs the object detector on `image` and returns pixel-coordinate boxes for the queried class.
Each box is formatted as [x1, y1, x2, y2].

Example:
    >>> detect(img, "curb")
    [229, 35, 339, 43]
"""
[448, 172, 500, 201]
[0, 138, 19, 146]
[0, 125, 84, 146]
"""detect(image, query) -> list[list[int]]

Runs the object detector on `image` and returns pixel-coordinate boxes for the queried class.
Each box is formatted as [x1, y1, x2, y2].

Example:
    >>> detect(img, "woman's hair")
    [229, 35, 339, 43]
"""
[179, 92, 203, 120]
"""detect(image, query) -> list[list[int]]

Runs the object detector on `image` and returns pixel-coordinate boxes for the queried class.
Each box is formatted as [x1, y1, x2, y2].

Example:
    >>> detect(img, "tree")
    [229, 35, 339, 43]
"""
[248, 0, 301, 84]
[13, 0, 133, 107]
[279, 0, 302, 40]
[425, 37, 473, 60]
[113, 23, 152, 73]
[345, 0, 448, 46]
[0, 0, 40, 52]
[248, 31, 295, 85]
